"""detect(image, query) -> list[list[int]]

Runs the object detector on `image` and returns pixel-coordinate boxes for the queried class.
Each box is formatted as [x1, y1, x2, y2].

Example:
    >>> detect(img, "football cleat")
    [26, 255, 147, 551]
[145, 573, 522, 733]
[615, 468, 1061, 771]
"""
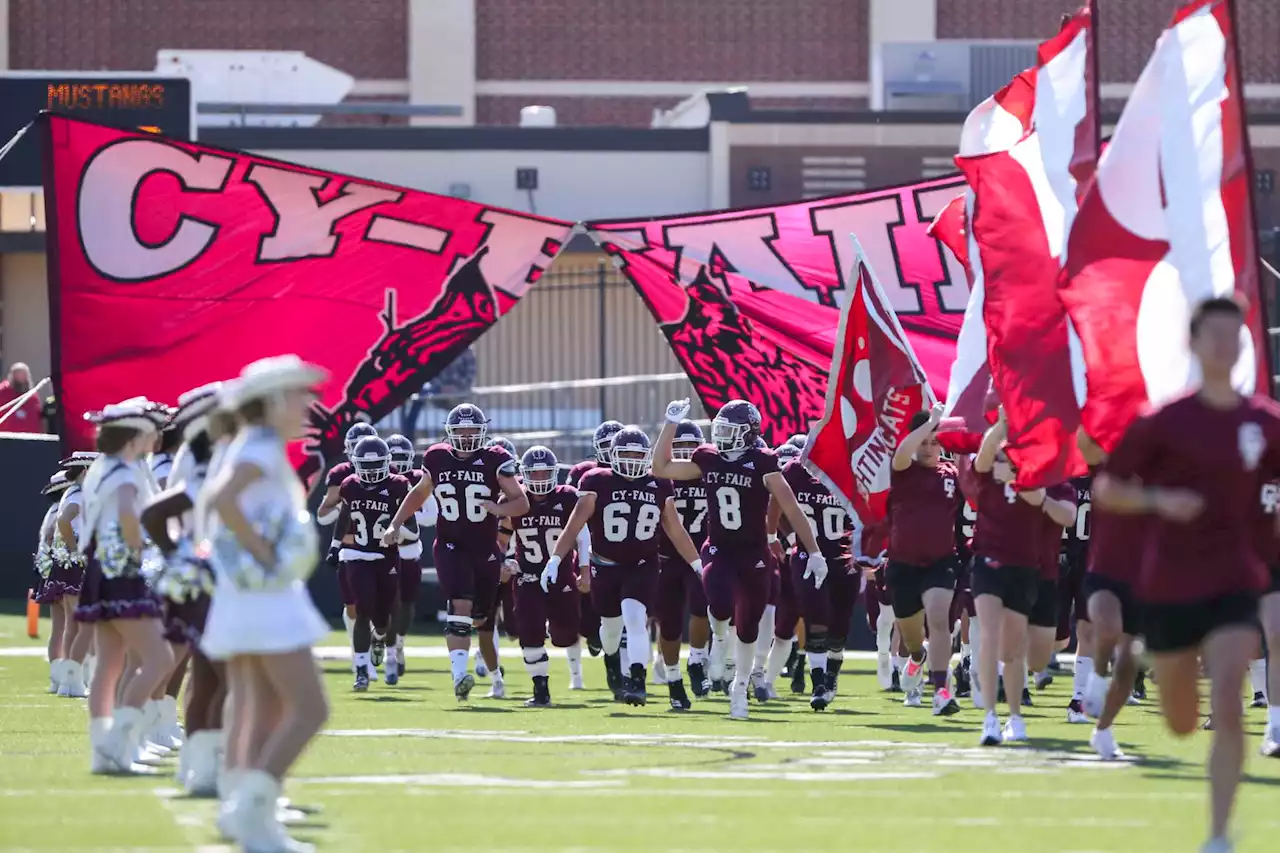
[1066, 699, 1089, 724]
[953, 657, 972, 698]
[1021, 687, 1033, 707]
[809, 669, 829, 712]
[750, 669, 770, 703]
[1201, 715, 1214, 731]
[932, 687, 960, 717]
[710, 678, 729, 695]
[371, 639, 386, 668]
[902, 653, 926, 695]
[397, 658, 406, 678]
[525, 676, 551, 708]
[474, 648, 488, 678]
[1091, 727, 1124, 761]
[1261, 730, 1280, 758]
[353, 671, 369, 693]
[1250, 691, 1267, 709]
[980, 712, 1002, 747]
[623, 664, 648, 706]
[1034, 670, 1054, 691]
[1002, 715, 1028, 743]
[384, 667, 399, 687]
[667, 680, 692, 711]
[454, 673, 476, 702]
[604, 653, 624, 700]
[729, 684, 750, 720]
[903, 687, 923, 708]
[586, 637, 602, 657]
[486, 678, 506, 700]
[687, 662, 711, 697]
[890, 668, 902, 693]
[366, 662, 379, 683]
[1132, 670, 1147, 701]
[569, 670, 585, 691]
[789, 656, 807, 695]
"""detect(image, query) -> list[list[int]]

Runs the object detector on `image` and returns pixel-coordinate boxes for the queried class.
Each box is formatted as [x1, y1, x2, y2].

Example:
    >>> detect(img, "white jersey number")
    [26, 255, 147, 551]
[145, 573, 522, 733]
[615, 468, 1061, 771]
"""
[434, 482, 491, 523]
[517, 527, 561, 565]
[351, 513, 390, 547]
[674, 496, 708, 535]
[799, 503, 847, 540]
[603, 502, 662, 542]
[715, 487, 743, 530]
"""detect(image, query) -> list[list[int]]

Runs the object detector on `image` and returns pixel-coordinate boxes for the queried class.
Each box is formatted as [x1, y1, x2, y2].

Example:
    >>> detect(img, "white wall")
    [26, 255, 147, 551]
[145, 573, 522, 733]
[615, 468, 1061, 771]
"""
[257, 149, 711, 221]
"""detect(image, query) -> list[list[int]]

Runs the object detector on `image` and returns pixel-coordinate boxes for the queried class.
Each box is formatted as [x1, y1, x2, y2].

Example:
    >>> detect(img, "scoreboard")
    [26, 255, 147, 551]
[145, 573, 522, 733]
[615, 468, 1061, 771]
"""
[0, 73, 194, 189]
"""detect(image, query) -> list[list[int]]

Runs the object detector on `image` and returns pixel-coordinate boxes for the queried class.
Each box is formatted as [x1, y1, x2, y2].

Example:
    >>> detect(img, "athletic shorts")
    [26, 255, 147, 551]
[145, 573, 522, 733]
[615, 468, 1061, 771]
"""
[884, 556, 957, 620]
[1142, 592, 1259, 654]
[1083, 573, 1140, 638]
[1029, 577, 1058, 629]
[1270, 564, 1280, 595]
[971, 556, 1038, 618]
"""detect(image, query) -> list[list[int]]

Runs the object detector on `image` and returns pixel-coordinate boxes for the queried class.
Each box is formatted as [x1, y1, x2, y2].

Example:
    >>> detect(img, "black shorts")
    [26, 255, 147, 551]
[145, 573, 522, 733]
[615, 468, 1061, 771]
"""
[1269, 565, 1280, 595]
[971, 557, 1039, 618]
[1029, 577, 1058, 629]
[885, 556, 957, 619]
[1083, 573, 1140, 638]
[1142, 592, 1259, 654]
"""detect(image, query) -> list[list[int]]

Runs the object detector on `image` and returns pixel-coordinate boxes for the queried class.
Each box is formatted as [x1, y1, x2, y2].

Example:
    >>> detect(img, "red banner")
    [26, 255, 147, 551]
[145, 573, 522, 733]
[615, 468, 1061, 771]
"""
[804, 252, 929, 521]
[43, 116, 573, 478]
[586, 175, 967, 446]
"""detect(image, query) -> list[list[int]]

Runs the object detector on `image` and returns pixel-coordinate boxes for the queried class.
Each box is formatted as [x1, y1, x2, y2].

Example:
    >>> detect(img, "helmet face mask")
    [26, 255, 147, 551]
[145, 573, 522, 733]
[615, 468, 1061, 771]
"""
[520, 445, 559, 496]
[352, 436, 391, 484]
[611, 428, 652, 479]
[711, 400, 761, 456]
[386, 434, 414, 474]
[593, 420, 624, 465]
[445, 404, 488, 454]
[672, 419, 703, 461]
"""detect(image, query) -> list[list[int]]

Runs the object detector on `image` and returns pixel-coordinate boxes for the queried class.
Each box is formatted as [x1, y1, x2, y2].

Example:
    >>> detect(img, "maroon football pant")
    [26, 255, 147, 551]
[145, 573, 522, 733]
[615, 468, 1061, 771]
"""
[346, 557, 398, 634]
[434, 542, 502, 624]
[397, 556, 423, 605]
[655, 556, 710, 642]
[590, 559, 659, 617]
[702, 545, 771, 643]
[500, 578, 519, 639]
[773, 553, 801, 640]
[514, 571, 581, 648]
[338, 564, 357, 607]
[864, 571, 893, 632]
[790, 554, 857, 648]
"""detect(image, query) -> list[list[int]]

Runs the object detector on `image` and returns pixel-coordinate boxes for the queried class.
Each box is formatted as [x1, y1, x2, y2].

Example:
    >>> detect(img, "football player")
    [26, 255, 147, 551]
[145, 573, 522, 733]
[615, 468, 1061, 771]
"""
[486, 435, 521, 687]
[1053, 473, 1094, 722]
[510, 446, 590, 705]
[567, 420, 623, 657]
[655, 399, 826, 720]
[654, 419, 713, 706]
[386, 433, 433, 679]
[547, 427, 701, 706]
[382, 404, 528, 700]
[768, 440, 806, 694]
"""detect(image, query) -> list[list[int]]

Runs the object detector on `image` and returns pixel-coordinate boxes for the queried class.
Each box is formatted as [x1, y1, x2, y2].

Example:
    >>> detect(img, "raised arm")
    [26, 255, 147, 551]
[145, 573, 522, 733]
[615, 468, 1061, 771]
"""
[317, 483, 344, 525]
[893, 402, 944, 471]
[652, 400, 704, 480]
[974, 412, 1007, 475]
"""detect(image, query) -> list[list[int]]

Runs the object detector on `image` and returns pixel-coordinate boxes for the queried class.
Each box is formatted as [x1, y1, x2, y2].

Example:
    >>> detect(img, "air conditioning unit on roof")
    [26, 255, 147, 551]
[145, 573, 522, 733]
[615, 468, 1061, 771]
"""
[875, 40, 1038, 112]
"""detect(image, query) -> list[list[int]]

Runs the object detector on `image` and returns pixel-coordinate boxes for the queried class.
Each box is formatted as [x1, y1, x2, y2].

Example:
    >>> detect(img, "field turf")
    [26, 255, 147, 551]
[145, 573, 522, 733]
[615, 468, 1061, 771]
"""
[2, 613, 1279, 852]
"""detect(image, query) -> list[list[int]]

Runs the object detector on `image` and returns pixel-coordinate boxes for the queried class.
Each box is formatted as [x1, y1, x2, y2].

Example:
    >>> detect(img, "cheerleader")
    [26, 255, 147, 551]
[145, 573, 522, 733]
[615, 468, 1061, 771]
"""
[76, 397, 177, 773]
[200, 356, 330, 851]
[141, 382, 230, 795]
[35, 470, 72, 690]
[45, 452, 98, 697]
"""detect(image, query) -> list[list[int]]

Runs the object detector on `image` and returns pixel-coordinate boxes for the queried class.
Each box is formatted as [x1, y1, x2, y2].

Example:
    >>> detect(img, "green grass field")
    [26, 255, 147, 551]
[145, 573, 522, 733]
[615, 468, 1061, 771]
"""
[2, 613, 1280, 852]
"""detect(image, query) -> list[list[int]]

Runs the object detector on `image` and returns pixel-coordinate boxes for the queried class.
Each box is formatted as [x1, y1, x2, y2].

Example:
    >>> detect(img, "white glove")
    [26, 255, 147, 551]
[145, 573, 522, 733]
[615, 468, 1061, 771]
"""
[379, 525, 399, 547]
[540, 555, 561, 593]
[665, 398, 692, 424]
[804, 552, 829, 590]
[689, 558, 704, 577]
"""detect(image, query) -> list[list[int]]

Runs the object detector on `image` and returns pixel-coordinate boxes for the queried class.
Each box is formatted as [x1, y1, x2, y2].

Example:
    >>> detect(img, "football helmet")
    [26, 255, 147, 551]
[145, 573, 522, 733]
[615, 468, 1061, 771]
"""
[593, 420, 624, 464]
[776, 442, 801, 464]
[386, 434, 415, 474]
[520, 445, 559, 496]
[445, 404, 489, 453]
[672, 419, 704, 461]
[786, 433, 807, 450]
[711, 399, 762, 455]
[488, 435, 517, 459]
[344, 422, 377, 458]
[611, 427, 653, 480]
[352, 436, 391, 484]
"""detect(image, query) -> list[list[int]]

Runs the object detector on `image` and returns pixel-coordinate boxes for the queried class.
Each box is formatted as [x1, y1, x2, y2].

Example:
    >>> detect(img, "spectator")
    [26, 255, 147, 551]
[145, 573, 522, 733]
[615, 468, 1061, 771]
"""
[400, 345, 478, 439]
[0, 362, 44, 433]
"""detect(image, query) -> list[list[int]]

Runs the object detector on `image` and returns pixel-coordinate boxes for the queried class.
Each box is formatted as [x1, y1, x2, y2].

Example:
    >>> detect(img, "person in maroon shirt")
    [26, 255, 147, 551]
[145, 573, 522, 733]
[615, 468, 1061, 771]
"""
[970, 408, 1077, 747]
[0, 362, 44, 433]
[888, 404, 963, 716]
[546, 427, 700, 707]
[1096, 297, 1280, 851]
[1026, 481, 1077, 696]
[382, 404, 528, 701]
[1254, 479, 1280, 756]
[565, 419, 622, 657]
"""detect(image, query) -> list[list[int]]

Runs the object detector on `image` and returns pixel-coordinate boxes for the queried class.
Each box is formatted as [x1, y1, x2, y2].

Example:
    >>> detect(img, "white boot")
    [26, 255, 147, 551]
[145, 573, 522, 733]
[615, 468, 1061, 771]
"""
[83, 653, 96, 691]
[182, 730, 221, 797]
[108, 706, 149, 774]
[155, 695, 184, 748]
[89, 716, 117, 774]
[137, 700, 168, 758]
[235, 770, 314, 853]
[59, 660, 88, 698]
[217, 767, 245, 841]
[49, 658, 66, 694]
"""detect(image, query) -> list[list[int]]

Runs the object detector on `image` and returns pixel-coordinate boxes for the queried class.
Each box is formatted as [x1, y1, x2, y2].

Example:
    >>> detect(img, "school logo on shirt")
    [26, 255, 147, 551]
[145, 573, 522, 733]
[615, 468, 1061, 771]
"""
[943, 477, 956, 498]
[1239, 422, 1266, 471]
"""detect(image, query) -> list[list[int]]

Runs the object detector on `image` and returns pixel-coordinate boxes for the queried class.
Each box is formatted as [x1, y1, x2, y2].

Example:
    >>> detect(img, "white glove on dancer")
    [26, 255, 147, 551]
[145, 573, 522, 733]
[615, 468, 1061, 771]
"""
[665, 398, 692, 424]
[804, 552, 829, 590]
[540, 555, 562, 593]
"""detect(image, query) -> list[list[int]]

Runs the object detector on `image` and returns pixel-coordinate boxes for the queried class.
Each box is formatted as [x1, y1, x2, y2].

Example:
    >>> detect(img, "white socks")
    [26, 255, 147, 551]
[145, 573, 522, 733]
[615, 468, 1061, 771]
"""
[522, 647, 550, 679]
[449, 648, 468, 681]
[385, 646, 399, 671]
[620, 599, 650, 671]
[765, 638, 792, 686]
[732, 638, 755, 689]
[1073, 657, 1092, 700]
[807, 649, 828, 672]
[688, 644, 708, 666]
[876, 607, 894, 656]
[709, 618, 731, 679]
[754, 606, 776, 672]
[1250, 658, 1267, 697]
[565, 642, 583, 678]
[600, 616, 624, 657]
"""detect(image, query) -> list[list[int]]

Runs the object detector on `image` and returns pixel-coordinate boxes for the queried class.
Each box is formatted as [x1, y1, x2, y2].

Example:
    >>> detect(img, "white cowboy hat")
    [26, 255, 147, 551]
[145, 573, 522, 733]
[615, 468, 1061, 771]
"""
[221, 355, 327, 410]
[84, 397, 167, 433]
[42, 470, 71, 495]
[59, 451, 99, 469]
[172, 381, 223, 439]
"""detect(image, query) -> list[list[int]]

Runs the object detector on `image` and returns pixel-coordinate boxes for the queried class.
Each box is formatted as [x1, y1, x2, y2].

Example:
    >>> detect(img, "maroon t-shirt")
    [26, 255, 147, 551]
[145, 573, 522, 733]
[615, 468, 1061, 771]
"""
[783, 460, 851, 562]
[421, 442, 517, 552]
[888, 460, 961, 566]
[511, 484, 579, 575]
[1107, 393, 1280, 604]
[326, 461, 353, 489]
[339, 473, 411, 557]
[971, 468, 1048, 569]
[567, 459, 603, 488]
[660, 481, 709, 559]
[692, 444, 778, 552]
[956, 501, 977, 564]
[1087, 507, 1146, 584]
[1035, 482, 1077, 580]
[578, 468, 673, 565]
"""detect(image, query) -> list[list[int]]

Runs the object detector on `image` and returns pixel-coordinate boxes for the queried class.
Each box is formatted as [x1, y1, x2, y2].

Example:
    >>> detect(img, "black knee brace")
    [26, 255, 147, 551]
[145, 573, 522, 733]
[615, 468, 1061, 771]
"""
[805, 629, 829, 654]
[444, 618, 473, 638]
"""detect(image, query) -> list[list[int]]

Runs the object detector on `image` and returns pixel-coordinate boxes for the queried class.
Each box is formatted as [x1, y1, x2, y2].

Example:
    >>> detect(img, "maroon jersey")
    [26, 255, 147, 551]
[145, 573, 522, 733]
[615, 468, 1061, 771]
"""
[1035, 482, 1077, 580]
[1108, 393, 1280, 603]
[405, 467, 424, 488]
[956, 501, 978, 563]
[512, 485, 580, 573]
[578, 468, 672, 565]
[326, 461, 353, 489]
[1256, 480, 1280, 566]
[421, 442, 518, 552]
[783, 460, 851, 562]
[971, 468, 1048, 569]
[888, 461, 961, 565]
[567, 459, 603, 488]
[660, 481, 709, 559]
[339, 473, 411, 557]
[691, 444, 778, 552]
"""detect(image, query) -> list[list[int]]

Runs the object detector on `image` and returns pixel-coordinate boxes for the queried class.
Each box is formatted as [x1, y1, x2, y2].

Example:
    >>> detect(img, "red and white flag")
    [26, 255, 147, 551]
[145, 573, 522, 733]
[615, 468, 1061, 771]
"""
[949, 6, 1096, 487]
[804, 242, 930, 522]
[1061, 0, 1268, 450]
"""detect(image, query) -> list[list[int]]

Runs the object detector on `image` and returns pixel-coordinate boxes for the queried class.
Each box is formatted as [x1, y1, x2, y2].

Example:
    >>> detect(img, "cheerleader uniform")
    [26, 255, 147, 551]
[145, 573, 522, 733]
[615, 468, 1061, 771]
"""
[75, 459, 163, 623]
[33, 502, 59, 603]
[39, 484, 87, 603]
[150, 452, 174, 490]
[200, 427, 327, 659]
[160, 450, 215, 647]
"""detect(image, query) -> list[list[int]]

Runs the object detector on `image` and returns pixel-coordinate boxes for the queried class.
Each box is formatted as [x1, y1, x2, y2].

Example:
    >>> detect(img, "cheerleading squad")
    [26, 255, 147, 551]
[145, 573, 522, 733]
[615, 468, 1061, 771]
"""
[27, 300, 1280, 853]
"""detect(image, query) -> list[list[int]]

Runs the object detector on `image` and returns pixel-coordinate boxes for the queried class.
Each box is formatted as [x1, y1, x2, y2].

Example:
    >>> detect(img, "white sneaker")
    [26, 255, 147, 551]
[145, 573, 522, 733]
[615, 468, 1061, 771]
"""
[980, 711, 1002, 746]
[1002, 715, 1028, 743]
[182, 730, 221, 797]
[1083, 673, 1110, 718]
[765, 683, 779, 700]
[1199, 836, 1233, 853]
[1066, 700, 1089, 724]
[486, 678, 506, 699]
[1033, 670, 1054, 691]
[901, 654, 926, 695]
[474, 648, 488, 678]
[931, 687, 960, 717]
[972, 688, 985, 710]
[903, 687, 923, 707]
[366, 662, 379, 683]
[876, 652, 893, 691]
[568, 671, 585, 691]
[1260, 728, 1280, 758]
[1090, 726, 1124, 761]
[729, 684, 749, 720]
